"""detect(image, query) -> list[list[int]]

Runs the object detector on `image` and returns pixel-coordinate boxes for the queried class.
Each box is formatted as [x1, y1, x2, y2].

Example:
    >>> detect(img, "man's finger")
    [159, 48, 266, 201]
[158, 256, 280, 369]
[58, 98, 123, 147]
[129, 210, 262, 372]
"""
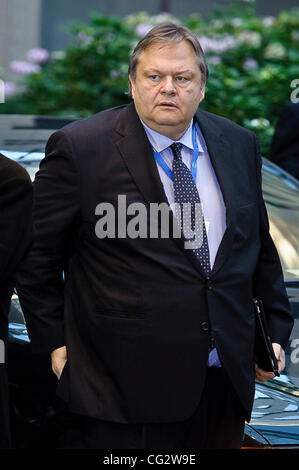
[272, 343, 285, 373]
[255, 364, 275, 382]
[52, 359, 67, 379]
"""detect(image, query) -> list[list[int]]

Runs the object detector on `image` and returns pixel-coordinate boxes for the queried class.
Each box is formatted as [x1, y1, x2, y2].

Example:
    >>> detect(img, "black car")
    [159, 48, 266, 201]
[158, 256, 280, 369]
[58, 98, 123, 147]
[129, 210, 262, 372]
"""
[1, 114, 299, 448]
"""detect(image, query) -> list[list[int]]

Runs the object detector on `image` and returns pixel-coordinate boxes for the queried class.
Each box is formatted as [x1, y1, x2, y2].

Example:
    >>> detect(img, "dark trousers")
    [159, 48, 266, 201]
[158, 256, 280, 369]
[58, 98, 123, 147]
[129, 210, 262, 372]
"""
[56, 367, 246, 449]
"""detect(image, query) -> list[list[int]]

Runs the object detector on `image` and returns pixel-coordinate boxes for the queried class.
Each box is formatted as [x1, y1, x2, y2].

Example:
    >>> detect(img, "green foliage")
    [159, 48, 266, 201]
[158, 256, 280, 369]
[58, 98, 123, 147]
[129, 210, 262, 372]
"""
[2, 1, 299, 156]
[3, 15, 136, 118]
[185, 1, 299, 155]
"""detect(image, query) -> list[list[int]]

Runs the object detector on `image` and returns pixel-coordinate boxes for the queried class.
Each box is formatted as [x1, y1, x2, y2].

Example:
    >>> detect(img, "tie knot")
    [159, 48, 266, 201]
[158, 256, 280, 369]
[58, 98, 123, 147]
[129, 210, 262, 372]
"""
[170, 142, 183, 160]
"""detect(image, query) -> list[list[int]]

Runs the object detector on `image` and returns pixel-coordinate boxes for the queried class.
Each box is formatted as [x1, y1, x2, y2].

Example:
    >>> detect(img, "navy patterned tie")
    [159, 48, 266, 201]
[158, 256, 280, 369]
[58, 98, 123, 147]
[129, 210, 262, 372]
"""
[171, 142, 211, 276]
[171, 142, 215, 353]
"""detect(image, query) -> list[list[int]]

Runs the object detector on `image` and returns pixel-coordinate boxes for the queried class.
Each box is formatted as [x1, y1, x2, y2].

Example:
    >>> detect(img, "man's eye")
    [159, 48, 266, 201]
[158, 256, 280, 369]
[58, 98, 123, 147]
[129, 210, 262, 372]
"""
[176, 76, 188, 82]
[149, 75, 159, 81]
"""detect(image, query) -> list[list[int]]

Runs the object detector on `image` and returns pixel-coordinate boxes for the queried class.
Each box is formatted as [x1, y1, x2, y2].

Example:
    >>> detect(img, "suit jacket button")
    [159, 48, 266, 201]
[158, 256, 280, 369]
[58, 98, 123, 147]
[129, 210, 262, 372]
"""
[201, 321, 209, 332]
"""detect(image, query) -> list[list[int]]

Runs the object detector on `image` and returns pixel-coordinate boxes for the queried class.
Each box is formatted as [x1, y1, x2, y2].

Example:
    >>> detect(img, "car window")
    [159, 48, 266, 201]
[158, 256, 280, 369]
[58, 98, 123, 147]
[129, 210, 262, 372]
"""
[262, 158, 299, 280]
[19, 162, 41, 181]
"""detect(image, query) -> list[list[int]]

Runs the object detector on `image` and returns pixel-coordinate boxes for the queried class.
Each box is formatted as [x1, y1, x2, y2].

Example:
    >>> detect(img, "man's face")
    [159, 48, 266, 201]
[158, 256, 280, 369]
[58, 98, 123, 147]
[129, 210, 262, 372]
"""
[130, 40, 205, 140]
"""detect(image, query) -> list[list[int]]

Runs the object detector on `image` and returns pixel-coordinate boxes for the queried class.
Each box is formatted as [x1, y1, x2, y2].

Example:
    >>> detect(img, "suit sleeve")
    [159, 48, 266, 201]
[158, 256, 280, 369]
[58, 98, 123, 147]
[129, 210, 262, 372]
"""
[0, 158, 33, 283]
[15, 130, 81, 353]
[252, 133, 294, 350]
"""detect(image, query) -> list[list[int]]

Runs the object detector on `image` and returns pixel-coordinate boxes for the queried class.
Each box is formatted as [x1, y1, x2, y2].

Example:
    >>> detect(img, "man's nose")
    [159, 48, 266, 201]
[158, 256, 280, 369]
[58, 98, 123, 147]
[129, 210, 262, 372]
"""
[160, 77, 176, 94]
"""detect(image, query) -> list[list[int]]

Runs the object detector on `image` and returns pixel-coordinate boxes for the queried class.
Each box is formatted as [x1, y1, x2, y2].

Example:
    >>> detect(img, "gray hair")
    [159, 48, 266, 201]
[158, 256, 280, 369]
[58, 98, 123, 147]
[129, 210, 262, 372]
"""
[128, 23, 209, 88]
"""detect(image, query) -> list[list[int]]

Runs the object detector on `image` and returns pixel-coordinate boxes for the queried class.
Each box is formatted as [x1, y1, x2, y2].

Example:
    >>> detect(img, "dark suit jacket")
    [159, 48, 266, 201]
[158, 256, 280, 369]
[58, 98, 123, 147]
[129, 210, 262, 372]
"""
[16, 103, 294, 423]
[0, 153, 33, 448]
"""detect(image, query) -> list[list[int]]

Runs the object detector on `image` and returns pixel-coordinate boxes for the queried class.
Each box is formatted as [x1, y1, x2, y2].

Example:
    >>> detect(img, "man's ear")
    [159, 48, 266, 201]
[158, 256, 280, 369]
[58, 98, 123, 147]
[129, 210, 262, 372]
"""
[199, 85, 205, 103]
[128, 75, 135, 100]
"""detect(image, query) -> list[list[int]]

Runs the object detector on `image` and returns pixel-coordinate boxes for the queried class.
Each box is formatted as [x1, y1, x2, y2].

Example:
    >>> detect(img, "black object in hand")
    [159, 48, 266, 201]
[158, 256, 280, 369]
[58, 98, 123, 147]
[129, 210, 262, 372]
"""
[253, 298, 280, 377]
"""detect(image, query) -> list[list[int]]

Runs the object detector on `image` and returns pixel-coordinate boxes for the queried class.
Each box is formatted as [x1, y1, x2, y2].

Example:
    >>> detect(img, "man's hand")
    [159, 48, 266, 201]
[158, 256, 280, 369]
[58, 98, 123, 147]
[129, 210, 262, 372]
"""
[255, 343, 285, 382]
[51, 346, 67, 379]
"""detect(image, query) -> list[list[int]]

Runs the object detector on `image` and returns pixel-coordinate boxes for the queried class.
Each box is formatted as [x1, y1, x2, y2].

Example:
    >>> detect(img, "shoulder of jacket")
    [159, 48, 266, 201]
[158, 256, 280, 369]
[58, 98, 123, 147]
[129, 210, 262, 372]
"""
[197, 108, 253, 139]
[0, 152, 31, 182]
[58, 104, 129, 139]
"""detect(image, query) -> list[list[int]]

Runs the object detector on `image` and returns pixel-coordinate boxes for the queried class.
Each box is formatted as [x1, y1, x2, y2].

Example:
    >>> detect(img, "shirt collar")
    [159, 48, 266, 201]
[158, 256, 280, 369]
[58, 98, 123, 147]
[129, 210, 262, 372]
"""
[141, 119, 203, 153]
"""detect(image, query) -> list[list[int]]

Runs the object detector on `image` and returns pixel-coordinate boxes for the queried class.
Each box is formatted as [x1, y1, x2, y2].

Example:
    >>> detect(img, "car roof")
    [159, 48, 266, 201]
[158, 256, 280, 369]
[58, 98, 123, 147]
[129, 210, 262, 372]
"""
[0, 114, 74, 158]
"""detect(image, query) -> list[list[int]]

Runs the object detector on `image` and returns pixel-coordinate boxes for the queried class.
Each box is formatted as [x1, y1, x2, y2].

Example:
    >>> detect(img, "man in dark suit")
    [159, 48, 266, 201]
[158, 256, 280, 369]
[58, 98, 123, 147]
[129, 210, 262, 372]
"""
[16, 24, 293, 449]
[0, 153, 32, 448]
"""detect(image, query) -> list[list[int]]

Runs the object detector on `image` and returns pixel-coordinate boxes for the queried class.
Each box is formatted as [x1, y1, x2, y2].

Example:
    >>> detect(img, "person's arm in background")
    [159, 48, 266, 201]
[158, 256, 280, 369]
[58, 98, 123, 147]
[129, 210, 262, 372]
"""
[270, 102, 299, 180]
[251, 135, 294, 382]
[0, 154, 33, 449]
[0, 154, 33, 284]
[15, 132, 80, 378]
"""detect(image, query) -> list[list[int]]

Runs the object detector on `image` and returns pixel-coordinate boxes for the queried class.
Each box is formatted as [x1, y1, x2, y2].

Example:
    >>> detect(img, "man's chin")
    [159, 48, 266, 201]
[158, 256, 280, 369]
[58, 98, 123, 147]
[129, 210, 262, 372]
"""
[151, 114, 183, 128]
[145, 118, 189, 140]
[155, 108, 180, 119]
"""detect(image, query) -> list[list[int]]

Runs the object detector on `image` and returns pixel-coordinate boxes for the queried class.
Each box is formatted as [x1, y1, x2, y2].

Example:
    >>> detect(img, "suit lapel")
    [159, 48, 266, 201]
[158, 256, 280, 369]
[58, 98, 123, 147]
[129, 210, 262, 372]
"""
[113, 103, 168, 206]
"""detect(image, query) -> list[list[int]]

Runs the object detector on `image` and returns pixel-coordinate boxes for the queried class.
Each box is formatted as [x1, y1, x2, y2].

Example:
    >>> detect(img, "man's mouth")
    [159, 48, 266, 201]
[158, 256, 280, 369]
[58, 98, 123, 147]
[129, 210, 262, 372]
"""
[158, 102, 177, 108]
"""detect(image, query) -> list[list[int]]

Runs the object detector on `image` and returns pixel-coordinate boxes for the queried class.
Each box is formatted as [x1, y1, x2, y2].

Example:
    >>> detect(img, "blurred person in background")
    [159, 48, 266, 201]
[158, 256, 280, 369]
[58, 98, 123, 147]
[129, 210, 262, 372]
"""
[270, 102, 299, 180]
[0, 153, 32, 448]
[16, 24, 293, 449]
